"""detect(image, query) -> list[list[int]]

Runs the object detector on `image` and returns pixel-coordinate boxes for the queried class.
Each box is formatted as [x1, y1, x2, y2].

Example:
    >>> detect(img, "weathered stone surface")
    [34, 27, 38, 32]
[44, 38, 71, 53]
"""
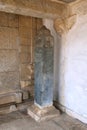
[0, 105, 17, 115]
[0, 0, 86, 21]
[19, 15, 32, 28]
[0, 11, 42, 105]
[0, 86, 22, 105]
[0, 92, 22, 105]
[19, 27, 31, 39]
[0, 27, 19, 49]
[19, 15, 42, 95]
[0, 12, 21, 104]
[20, 81, 34, 96]
[36, 19, 43, 31]
[52, 0, 76, 4]
[10, 105, 17, 112]
[19, 37, 30, 46]
[0, 72, 19, 89]
[27, 104, 60, 122]
[20, 81, 32, 88]
[59, 0, 76, 3]
[34, 26, 54, 107]
[20, 53, 31, 64]
[0, 50, 19, 72]
[69, 0, 87, 16]
[0, 11, 41, 107]
[0, 12, 8, 27]
[20, 45, 31, 53]
[0, 112, 86, 130]
[22, 90, 29, 100]
[9, 28, 19, 49]
[0, 27, 9, 48]
[54, 15, 76, 35]
[8, 14, 19, 27]
[0, 0, 67, 19]
[20, 64, 31, 81]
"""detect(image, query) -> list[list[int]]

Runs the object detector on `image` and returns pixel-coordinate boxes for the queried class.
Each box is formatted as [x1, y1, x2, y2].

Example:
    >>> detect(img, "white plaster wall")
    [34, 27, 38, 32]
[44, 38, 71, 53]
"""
[44, 15, 87, 123]
[58, 14, 87, 123]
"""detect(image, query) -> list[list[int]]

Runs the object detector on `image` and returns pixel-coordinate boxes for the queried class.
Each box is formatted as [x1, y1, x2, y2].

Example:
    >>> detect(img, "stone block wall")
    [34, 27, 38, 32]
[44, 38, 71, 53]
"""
[0, 12, 19, 90]
[19, 15, 43, 96]
[0, 12, 42, 96]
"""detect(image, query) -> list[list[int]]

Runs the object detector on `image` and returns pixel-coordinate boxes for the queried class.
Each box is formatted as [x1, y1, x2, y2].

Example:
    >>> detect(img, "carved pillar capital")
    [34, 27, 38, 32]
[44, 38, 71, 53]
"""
[54, 15, 76, 35]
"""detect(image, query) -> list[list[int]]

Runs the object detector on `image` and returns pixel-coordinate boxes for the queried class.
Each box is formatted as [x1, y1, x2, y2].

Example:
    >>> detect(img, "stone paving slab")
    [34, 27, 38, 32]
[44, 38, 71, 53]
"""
[0, 111, 87, 130]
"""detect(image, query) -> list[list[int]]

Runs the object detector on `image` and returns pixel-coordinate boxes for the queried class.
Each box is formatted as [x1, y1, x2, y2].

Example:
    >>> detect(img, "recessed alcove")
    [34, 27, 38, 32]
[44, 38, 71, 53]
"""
[0, 12, 43, 105]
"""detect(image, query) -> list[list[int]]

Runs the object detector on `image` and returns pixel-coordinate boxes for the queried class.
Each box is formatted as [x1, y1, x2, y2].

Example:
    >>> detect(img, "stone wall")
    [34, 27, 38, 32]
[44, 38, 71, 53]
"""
[0, 12, 19, 90]
[19, 15, 43, 95]
[0, 12, 42, 95]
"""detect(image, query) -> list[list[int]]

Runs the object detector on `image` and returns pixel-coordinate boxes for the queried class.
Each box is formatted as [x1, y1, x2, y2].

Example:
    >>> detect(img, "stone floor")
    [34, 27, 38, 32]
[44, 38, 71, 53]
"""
[0, 107, 87, 130]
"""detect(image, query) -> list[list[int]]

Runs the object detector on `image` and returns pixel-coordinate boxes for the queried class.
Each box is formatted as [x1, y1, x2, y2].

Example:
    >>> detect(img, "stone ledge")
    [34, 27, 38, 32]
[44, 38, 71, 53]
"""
[0, 0, 67, 19]
[0, 92, 22, 105]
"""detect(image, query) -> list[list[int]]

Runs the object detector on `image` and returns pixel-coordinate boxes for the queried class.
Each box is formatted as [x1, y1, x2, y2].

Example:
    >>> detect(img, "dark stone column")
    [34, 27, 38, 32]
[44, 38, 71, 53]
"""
[34, 26, 54, 108]
[27, 26, 60, 122]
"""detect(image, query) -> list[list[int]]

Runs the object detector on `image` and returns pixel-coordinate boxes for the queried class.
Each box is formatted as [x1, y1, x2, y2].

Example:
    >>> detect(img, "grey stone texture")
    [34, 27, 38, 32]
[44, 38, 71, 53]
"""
[34, 26, 54, 107]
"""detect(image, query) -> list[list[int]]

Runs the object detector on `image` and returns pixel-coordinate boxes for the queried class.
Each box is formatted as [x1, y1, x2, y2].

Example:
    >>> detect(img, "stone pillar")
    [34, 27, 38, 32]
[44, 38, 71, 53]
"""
[34, 26, 54, 108]
[27, 26, 60, 122]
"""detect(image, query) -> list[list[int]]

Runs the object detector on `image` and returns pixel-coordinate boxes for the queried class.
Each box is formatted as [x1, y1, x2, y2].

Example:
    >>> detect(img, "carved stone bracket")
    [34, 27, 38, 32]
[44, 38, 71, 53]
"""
[54, 15, 76, 35]
[69, 0, 87, 16]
